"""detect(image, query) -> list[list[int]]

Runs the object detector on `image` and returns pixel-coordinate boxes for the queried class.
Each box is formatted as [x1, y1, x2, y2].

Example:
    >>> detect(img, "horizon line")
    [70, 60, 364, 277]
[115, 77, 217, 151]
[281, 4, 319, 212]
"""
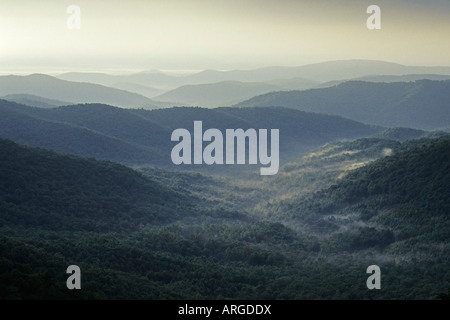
[1, 58, 450, 76]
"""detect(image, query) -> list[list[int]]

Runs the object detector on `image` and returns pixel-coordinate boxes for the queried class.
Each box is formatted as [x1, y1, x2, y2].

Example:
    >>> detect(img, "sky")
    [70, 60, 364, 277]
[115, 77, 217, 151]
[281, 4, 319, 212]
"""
[0, 0, 449, 74]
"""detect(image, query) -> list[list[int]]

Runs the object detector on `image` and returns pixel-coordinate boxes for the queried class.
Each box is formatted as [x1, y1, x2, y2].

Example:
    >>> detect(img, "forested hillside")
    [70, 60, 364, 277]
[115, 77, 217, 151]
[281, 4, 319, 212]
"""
[1, 137, 448, 299]
[276, 136, 450, 251]
[0, 138, 196, 231]
[0, 100, 380, 170]
[237, 80, 450, 130]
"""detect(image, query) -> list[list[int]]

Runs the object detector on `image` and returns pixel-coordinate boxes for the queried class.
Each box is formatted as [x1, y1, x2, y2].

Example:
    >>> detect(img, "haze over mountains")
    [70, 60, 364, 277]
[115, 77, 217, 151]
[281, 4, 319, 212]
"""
[0, 99, 380, 171]
[0, 58, 449, 300]
[0, 94, 71, 109]
[154, 81, 281, 107]
[0, 60, 448, 109]
[237, 80, 450, 130]
[56, 60, 450, 89]
[0, 60, 450, 109]
[0, 74, 161, 109]
[1, 59, 448, 171]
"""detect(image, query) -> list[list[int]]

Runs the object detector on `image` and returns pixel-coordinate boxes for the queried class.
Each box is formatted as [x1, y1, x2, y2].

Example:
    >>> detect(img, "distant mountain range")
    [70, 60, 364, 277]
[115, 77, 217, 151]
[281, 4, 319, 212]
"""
[0, 100, 380, 170]
[57, 60, 450, 89]
[268, 60, 450, 82]
[236, 80, 450, 130]
[154, 81, 281, 107]
[1, 59, 449, 114]
[52, 60, 450, 107]
[110, 82, 165, 98]
[1, 59, 449, 300]
[315, 74, 450, 89]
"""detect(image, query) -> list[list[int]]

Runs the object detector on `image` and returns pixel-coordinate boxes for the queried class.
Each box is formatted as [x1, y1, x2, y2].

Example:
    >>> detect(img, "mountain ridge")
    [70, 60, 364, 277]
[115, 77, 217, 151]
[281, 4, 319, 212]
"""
[236, 80, 450, 130]
[1, 94, 72, 108]
[0, 99, 381, 170]
[56, 59, 450, 90]
[154, 80, 281, 107]
[0, 74, 161, 109]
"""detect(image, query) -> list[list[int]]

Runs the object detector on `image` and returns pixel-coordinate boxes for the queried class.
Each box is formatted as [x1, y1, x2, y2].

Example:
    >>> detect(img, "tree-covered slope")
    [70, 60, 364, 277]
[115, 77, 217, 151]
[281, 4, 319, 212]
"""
[0, 100, 381, 170]
[0, 137, 449, 299]
[236, 80, 450, 130]
[0, 138, 193, 231]
[280, 136, 450, 246]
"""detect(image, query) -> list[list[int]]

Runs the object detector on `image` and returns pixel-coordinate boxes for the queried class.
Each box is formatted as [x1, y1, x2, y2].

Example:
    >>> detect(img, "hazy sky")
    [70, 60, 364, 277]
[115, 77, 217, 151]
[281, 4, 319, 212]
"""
[0, 0, 449, 73]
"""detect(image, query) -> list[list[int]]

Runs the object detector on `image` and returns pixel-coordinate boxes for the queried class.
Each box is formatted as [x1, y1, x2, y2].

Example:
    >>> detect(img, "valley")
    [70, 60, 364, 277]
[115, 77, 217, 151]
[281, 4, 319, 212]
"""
[0, 60, 449, 300]
[1, 133, 448, 299]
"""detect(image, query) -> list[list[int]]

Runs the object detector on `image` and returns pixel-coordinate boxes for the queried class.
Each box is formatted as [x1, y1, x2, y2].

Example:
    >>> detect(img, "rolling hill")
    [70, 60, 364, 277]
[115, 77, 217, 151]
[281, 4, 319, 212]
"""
[314, 74, 450, 89]
[1, 135, 448, 299]
[57, 60, 450, 93]
[0, 101, 168, 165]
[154, 81, 281, 107]
[110, 82, 164, 98]
[373, 127, 447, 142]
[178, 60, 450, 84]
[52, 61, 450, 109]
[0, 74, 160, 109]
[57, 71, 186, 91]
[0, 94, 72, 108]
[265, 77, 320, 91]
[0, 138, 193, 231]
[355, 74, 450, 83]
[0, 138, 231, 299]
[0, 100, 381, 171]
[277, 60, 450, 82]
[278, 136, 450, 243]
[236, 80, 450, 130]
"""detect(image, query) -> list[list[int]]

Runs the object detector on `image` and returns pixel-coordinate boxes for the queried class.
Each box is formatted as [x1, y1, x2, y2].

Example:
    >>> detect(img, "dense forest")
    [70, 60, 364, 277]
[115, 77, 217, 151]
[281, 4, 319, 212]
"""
[0, 135, 448, 299]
